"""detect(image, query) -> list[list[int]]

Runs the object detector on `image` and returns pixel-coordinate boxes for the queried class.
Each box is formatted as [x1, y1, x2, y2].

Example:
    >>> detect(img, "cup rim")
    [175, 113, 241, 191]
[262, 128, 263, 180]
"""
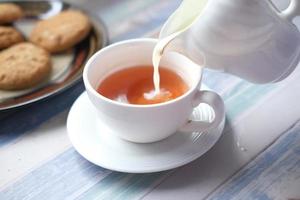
[83, 38, 203, 108]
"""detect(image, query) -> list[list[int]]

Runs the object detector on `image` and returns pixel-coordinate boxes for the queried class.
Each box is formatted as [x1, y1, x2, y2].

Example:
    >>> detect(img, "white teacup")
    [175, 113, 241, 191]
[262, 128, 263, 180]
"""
[83, 38, 225, 143]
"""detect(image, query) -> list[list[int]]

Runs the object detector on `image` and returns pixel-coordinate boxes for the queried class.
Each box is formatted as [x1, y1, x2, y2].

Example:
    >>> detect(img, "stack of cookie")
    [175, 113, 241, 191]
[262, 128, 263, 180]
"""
[0, 3, 91, 90]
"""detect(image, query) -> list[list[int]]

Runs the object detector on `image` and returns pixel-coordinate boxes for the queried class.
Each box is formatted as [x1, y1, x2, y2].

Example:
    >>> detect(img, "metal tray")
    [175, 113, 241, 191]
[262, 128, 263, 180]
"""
[0, 0, 108, 110]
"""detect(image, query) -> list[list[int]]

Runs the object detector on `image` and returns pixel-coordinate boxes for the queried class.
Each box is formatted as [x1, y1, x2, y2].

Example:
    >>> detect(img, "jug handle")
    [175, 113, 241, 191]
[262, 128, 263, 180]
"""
[280, 0, 300, 21]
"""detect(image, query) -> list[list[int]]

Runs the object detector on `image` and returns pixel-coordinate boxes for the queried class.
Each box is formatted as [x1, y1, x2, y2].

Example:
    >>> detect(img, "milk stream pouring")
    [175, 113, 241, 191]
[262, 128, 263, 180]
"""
[153, 0, 300, 86]
[152, 0, 208, 94]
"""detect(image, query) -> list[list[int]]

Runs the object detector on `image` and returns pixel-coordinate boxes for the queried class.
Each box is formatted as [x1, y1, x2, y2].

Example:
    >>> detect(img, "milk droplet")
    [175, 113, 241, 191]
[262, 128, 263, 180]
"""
[237, 141, 247, 152]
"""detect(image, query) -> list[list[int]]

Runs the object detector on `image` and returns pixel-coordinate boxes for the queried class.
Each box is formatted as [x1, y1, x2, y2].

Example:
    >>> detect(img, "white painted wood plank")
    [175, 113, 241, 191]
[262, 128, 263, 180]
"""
[0, 111, 71, 188]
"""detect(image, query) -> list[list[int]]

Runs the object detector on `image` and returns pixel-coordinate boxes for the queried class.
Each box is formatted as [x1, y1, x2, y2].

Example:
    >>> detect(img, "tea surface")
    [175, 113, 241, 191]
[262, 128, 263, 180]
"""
[97, 66, 188, 105]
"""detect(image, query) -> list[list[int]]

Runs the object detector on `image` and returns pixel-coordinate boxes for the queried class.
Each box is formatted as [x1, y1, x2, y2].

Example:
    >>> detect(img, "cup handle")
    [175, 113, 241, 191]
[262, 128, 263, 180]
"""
[179, 90, 225, 133]
[280, 0, 300, 21]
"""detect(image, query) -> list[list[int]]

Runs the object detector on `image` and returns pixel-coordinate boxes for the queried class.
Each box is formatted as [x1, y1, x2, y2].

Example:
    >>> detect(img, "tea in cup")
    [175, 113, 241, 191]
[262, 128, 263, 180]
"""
[97, 65, 189, 105]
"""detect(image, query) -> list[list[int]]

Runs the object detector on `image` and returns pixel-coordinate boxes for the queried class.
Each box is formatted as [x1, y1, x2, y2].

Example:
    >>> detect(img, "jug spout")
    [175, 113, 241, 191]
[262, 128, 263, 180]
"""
[163, 33, 207, 68]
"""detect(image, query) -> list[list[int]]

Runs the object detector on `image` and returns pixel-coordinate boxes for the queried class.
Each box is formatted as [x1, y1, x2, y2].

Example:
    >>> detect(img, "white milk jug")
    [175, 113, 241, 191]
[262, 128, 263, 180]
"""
[161, 0, 300, 83]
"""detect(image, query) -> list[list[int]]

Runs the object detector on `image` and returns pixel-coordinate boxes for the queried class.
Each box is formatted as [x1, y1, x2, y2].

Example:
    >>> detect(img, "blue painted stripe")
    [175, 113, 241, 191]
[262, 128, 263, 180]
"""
[202, 70, 240, 94]
[0, 148, 110, 200]
[250, 191, 272, 200]
[202, 69, 249, 95]
[113, 172, 167, 200]
[0, 82, 85, 147]
[204, 70, 276, 120]
[207, 120, 300, 200]
[222, 82, 252, 100]
[225, 84, 275, 120]
[203, 71, 276, 120]
[76, 171, 169, 200]
[101, 0, 162, 25]
[111, 1, 181, 42]
[0, 146, 171, 200]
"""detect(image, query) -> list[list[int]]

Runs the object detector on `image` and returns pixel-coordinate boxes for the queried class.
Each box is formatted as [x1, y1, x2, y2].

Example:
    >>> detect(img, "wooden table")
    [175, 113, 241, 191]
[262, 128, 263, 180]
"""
[1, 0, 299, 199]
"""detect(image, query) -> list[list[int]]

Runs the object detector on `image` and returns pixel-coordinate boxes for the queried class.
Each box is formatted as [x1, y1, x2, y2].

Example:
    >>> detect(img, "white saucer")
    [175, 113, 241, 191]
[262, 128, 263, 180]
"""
[67, 91, 225, 173]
